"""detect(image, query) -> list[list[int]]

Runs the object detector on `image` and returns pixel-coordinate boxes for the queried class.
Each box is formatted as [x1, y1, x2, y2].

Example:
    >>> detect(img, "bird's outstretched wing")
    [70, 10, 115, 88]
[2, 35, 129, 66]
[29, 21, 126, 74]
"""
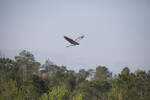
[64, 36, 77, 44]
[75, 35, 84, 42]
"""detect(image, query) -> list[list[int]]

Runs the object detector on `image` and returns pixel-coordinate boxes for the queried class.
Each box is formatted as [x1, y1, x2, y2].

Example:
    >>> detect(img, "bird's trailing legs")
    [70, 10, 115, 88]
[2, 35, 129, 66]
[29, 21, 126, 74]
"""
[66, 44, 75, 48]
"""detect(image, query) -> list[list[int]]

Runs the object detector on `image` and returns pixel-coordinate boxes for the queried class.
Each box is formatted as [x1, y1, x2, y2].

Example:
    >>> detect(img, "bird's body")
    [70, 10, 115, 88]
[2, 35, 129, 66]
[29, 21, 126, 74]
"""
[64, 35, 84, 48]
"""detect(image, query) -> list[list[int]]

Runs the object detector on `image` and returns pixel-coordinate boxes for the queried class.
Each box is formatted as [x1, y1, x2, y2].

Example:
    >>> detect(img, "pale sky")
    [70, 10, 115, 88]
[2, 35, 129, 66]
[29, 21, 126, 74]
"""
[0, 0, 150, 74]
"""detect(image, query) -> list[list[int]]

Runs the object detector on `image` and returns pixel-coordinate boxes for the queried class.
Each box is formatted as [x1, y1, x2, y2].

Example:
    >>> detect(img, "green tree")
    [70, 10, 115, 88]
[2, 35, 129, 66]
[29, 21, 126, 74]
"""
[15, 50, 40, 81]
[87, 69, 95, 80]
[73, 93, 83, 100]
[23, 75, 48, 100]
[121, 67, 130, 76]
[108, 74, 132, 100]
[53, 66, 76, 92]
[0, 80, 22, 100]
[39, 93, 48, 100]
[0, 58, 14, 73]
[40, 59, 59, 75]
[76, 69, 89, 84]
[40, 85, 69, 100]
[94, 66, 112, 81]
[0, 70, 7, 95]
[108, 69, 150, 100]
[134, 70, 150, 99]
[71, 80, 110, 100]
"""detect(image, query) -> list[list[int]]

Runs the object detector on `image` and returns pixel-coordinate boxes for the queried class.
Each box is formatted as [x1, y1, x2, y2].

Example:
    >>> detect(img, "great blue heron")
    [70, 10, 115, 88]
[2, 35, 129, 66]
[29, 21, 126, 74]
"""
[64, 35, 84, 48]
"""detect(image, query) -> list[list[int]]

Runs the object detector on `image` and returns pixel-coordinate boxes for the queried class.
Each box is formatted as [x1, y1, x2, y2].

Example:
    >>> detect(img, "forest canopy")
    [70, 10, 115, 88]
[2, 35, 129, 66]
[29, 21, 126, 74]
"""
[0, 50, 150, 100]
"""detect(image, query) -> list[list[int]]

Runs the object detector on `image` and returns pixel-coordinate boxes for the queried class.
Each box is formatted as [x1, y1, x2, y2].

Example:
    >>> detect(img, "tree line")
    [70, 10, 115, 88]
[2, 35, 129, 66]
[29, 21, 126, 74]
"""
[0, 50, 150, 100]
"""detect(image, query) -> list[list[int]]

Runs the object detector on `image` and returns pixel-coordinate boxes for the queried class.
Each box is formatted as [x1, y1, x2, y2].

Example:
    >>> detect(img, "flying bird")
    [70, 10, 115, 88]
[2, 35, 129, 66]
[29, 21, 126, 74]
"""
[64, 35, 84, 48]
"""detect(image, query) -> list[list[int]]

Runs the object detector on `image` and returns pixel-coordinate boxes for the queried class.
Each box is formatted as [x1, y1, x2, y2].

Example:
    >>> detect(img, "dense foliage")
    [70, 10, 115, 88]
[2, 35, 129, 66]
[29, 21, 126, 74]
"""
[0, 50, 150, 100]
